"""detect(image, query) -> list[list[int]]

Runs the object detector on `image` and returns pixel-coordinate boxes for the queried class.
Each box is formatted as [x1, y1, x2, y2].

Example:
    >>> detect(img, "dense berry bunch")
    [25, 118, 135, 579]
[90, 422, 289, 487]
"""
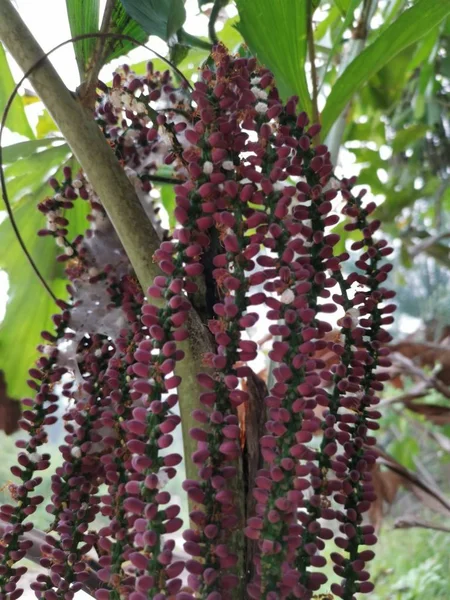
[0, 45, 394, 600]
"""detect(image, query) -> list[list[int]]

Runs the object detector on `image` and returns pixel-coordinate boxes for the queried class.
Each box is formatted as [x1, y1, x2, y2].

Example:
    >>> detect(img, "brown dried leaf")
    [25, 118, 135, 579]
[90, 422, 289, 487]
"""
[390, 338, 450, 385]
[0, 371, 21, 435]
[373, 446, 450, 519]
[404, 400, 450, 425]
[368, 463, 403, 531]
[239, 368, 267, 449]
[390, 374, 404, 390]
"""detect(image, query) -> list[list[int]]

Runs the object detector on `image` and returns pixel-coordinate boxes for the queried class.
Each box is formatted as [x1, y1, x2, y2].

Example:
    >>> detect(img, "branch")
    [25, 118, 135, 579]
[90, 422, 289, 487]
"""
[409, 230, 450, 258]
[390, 352, 450, 400]
[0, 0, 208, 491]
[376, 382, 428, 409]
[394, 516, 450, 534]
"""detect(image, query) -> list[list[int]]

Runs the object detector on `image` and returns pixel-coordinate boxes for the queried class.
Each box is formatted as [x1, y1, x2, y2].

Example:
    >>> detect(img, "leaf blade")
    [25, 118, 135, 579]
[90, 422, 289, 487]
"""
[0, 193, 64, 401]
[65, 0, 100, 79]
[334, 0, 351, 15]
[4, 143, 71, 203]
[0, 158, 87, 401]
[0, 43, 34, 139]
[36, 110, 59, 139]
[318, 0, 363, 92]
[120, 0, 186, 41]
[235, 0, 311, 114]
[2, 138, 65, 164]
[321, 0, 450, 137]
[102, 2, 149, 64]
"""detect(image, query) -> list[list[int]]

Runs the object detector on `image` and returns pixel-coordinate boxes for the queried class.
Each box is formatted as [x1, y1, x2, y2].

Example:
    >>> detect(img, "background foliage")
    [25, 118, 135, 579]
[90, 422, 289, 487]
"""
[1, 0, 450, 596]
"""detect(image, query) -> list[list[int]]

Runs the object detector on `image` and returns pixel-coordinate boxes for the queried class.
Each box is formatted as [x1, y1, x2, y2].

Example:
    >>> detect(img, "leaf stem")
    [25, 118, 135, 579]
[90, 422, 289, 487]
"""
[147, 174, 185, 185]
[79, 0, 116, 110]
[208, 0, 228, 45]
[307, 0, 320, 133]
[178, 29, 212, 51]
